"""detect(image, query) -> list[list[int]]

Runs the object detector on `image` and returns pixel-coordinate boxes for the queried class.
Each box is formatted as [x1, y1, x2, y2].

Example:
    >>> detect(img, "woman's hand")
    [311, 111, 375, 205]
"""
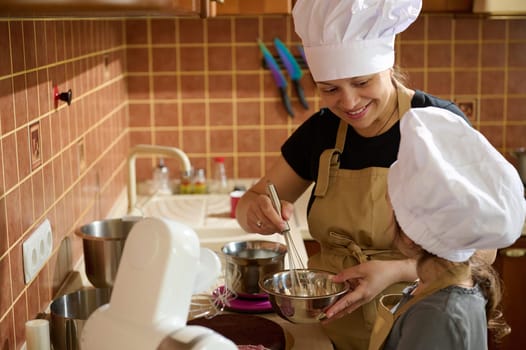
[242, 190, 293, 235]
[323, 259, 416, 322]
[235, 157, 312, 235]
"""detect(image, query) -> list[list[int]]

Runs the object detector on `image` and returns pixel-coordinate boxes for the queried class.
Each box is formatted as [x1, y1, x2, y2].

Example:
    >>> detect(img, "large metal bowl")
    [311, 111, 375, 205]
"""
[75, 217, 141, 288]
[259, 269, 350, 324]
[221, 240, 287, 298]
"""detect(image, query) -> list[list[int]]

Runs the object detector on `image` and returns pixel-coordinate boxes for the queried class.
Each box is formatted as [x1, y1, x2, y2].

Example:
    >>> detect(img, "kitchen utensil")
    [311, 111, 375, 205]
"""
[81, 217, 235, 350]
[75, 216, 142, 288]
[257, 39, 294, 118]
[49, 287, 111, 350]
[511, 147, 526, 186]
[221, 240, 287, 298]
[259, 269, 350, 324]
[266, 182, 306, 294]
[188, 314, 288, 350]
[274, 37, 309, 110]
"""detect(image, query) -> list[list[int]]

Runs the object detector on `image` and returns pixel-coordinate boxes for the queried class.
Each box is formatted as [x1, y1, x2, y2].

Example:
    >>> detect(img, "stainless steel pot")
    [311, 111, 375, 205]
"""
[50, 288, 111, 350]
[511, 147, 526, 185]
[75, 217, 141, 288]
[221, 240, 287, 298]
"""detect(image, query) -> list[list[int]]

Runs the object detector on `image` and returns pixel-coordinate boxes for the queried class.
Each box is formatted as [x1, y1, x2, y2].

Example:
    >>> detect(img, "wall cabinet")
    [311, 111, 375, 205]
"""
[422, 0, 473, 12]
[490, 236, 526, 350]
[216, 0, 292, 15]
[0, 0, 218, 18]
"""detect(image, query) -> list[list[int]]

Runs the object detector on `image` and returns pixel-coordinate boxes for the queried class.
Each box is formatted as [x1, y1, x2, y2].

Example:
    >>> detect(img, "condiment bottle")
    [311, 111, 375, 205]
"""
[210, 157, 229, 194]
[192, 168, 208, 194]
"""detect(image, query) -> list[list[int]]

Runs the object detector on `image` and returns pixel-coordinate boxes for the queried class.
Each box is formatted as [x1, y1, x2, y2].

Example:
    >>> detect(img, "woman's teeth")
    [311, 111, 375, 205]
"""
[349, 105, 367, 115]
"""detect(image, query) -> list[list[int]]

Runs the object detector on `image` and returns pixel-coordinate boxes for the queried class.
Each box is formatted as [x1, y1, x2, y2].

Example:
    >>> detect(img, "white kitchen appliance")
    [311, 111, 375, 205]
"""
[81, 217, 237, 350]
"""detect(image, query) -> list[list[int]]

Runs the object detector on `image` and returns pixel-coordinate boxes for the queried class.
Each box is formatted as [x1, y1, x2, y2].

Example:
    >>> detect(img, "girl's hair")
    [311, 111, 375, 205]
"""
[470, 255, 511, 343]
[418, 252, 511, 343]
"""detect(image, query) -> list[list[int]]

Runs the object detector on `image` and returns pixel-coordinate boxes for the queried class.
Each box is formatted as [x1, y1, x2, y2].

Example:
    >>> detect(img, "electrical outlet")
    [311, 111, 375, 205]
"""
[23, 219, 53, 284]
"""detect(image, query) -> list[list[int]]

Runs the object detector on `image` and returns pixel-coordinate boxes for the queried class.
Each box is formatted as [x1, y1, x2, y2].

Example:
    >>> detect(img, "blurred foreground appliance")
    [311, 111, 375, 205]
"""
[81, 217, 236, 350]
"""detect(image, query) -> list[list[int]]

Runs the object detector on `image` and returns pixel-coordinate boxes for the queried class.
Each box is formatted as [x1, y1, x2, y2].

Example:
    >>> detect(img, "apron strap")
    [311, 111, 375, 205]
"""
[314, 121, 347, 197]
[368, 264, 471, 350]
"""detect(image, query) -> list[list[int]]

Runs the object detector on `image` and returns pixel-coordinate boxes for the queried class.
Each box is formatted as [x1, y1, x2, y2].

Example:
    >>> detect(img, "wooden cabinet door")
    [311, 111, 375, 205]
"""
[422, 0, 472, 12]
[172, 0, 216, 18]
[216, 0, 292, 15]
[491, 237, 526, 350]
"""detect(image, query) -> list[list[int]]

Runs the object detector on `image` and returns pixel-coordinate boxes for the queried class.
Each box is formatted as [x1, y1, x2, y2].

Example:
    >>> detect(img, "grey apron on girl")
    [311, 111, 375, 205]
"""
[307, 85, 414, 350]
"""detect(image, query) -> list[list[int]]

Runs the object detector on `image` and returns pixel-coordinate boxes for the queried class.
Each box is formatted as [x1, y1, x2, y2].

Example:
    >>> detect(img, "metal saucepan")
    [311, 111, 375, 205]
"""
[49, 288, 111, 350]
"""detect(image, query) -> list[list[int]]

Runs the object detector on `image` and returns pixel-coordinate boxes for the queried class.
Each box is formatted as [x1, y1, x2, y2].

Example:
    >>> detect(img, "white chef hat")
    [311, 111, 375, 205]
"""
[388, 109, 526, 262]
[293, 0, 422, 82]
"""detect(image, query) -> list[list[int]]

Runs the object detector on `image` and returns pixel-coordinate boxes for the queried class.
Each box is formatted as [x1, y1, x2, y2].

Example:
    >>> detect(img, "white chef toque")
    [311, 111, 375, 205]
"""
[388, 109, 526, 262]
[293, 0, 422, 82]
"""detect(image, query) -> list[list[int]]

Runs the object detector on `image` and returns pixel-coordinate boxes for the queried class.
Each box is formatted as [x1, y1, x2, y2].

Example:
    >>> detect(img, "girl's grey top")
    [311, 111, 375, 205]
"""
[383, 284, 488, 350]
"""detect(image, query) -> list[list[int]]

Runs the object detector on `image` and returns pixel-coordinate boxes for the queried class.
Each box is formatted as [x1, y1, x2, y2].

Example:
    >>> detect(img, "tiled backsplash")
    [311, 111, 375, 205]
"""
[0, 13, 525, 348]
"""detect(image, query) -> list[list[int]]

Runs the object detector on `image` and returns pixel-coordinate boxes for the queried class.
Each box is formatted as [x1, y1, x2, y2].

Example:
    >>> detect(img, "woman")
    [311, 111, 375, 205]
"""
[367, 111, 525, 350]
[236, 0, 477, 348]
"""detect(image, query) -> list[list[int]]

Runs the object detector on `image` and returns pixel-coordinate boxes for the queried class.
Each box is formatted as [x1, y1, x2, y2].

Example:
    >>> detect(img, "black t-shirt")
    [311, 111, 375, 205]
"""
[282, 90, 467, 182]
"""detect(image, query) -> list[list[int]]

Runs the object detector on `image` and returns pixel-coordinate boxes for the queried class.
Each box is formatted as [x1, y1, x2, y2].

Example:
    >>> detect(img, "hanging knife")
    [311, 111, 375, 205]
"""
[274, 38, 309, 110]
[257, 39, 294, 118]
[296, 45, 307, 69]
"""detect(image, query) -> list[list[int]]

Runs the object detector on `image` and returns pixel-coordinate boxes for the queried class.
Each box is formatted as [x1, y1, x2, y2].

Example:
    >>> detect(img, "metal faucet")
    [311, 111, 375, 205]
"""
[127, 144, 192, 213]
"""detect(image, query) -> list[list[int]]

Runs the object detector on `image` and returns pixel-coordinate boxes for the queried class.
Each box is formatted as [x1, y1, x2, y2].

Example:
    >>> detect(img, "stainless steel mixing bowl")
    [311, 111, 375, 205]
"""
[50, 287, 111, 350]
[75, 217, 141, 288]
[259, 269, 350, 324]
[221, 240, 287, 298]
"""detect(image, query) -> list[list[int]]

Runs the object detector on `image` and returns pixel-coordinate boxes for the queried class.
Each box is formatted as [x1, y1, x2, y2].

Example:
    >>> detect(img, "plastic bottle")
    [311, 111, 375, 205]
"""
[211, 157, 229, 194]
[152, 158, 171, 194]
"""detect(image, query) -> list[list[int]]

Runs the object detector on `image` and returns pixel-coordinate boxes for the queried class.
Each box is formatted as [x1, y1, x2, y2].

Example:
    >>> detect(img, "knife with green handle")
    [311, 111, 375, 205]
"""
[274, 37, 309, 110]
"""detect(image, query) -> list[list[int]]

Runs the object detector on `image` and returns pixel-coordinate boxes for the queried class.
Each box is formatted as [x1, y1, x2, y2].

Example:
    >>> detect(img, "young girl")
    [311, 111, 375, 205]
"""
[368, 111, 526, 350]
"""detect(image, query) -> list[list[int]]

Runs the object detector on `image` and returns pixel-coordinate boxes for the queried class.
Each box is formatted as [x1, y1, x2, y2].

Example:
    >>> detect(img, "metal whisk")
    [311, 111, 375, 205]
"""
[266, 182, 307, 295]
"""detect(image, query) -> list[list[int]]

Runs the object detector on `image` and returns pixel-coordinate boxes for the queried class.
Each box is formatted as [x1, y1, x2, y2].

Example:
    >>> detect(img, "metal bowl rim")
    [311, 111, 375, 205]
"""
[259, 269, 351, 300]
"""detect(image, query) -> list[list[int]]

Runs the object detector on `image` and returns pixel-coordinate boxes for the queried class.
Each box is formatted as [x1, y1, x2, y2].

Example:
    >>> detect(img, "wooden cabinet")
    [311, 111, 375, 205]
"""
[216, 0, 292, 15]
[0, 0, 217, 17]
[490, 236, 526, 350]
[422, 0, 473, 12]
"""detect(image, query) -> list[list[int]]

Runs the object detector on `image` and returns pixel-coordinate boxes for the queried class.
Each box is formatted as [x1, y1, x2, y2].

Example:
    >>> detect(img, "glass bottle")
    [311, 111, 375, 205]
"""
[211, 157, 229, 194]
[192, 168, 208, 194]
[152, 158, 171, 194]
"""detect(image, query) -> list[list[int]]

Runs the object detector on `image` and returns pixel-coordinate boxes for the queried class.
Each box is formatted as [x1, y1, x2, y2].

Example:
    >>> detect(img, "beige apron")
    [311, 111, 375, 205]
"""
[307, 85, 414, 350]
[368, 265, 471, 350]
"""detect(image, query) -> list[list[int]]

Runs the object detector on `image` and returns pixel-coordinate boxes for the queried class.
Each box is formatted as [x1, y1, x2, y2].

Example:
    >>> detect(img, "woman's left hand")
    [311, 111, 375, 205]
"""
[322, 259, 416, 322]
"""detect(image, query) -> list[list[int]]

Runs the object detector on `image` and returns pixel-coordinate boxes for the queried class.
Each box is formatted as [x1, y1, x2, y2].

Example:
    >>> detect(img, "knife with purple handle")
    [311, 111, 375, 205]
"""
[274, 38, 309, 110]
[257, 39, 294, 118]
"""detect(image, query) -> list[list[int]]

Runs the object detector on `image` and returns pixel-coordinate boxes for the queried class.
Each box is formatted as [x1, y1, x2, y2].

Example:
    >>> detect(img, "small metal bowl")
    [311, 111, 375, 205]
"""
[259, 269, 350, 324]
[221, 240, 287, 298]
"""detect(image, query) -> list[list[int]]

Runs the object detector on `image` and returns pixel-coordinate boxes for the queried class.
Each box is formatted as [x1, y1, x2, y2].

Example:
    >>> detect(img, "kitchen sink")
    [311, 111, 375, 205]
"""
[137, 193, 307, 264]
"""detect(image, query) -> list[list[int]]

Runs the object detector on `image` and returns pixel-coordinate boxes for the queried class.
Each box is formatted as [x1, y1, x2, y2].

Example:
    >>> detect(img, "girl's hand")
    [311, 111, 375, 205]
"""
[323, 259, 416, 322]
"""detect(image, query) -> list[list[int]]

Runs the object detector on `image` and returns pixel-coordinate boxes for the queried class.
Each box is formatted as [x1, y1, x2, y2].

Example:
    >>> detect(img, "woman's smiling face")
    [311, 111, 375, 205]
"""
[316, 69, 397, 137]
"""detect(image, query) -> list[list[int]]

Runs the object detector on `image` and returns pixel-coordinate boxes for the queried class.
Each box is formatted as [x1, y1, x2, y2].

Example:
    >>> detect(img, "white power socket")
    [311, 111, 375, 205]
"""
[22, 219, 53, 284]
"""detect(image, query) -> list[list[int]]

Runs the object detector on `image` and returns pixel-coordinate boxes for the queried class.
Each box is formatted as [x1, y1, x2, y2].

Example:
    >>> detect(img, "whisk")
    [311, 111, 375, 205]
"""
[266, 182, 306, 295]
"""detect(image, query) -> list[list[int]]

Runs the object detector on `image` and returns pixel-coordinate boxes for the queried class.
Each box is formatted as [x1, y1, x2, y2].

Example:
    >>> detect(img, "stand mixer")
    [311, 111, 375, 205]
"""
[81, 217, 237, 350]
